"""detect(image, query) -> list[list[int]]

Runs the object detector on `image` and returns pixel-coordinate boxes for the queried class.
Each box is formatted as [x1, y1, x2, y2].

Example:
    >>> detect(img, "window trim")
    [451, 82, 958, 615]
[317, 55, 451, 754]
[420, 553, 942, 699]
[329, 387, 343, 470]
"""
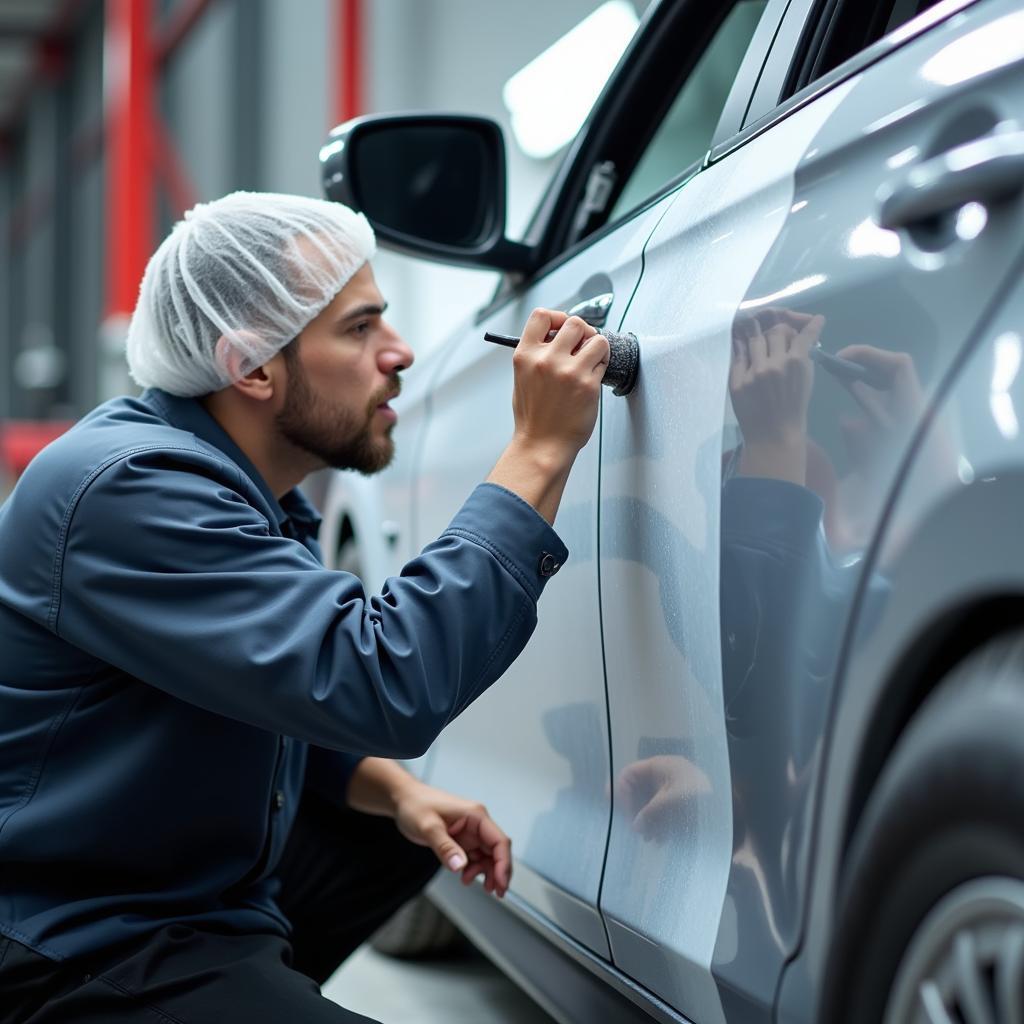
[708, 0, 983, 165]
[710, 0, 796, 151]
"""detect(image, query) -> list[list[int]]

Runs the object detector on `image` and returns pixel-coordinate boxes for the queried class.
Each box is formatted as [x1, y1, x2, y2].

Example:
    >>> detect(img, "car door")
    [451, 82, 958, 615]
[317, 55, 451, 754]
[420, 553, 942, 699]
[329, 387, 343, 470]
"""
[416, 0, 779, 959]
[598, 0, 1024, 1019]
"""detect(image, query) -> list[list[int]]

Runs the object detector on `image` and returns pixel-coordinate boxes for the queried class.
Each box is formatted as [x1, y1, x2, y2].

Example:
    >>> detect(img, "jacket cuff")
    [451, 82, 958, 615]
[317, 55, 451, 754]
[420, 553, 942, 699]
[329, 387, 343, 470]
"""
[442, 483, 569, 603]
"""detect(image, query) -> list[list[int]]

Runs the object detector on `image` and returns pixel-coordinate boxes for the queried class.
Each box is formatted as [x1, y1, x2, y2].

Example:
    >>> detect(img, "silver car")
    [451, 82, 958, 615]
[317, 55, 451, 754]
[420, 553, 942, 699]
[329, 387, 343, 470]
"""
[318, 0, 1024, 1020]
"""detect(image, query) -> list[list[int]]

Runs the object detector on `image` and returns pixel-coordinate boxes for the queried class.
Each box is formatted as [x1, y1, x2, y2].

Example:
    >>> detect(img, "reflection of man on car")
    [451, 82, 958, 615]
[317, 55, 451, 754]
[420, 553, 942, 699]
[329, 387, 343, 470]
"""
[715, 305, 905, 963]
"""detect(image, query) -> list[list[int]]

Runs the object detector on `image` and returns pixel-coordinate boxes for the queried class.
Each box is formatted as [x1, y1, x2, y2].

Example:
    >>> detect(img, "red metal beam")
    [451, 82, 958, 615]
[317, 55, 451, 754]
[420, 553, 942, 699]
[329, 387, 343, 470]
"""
[105, 0, 154, 319]
[7, 0, 205, 268]
[333, 0, 364, 126]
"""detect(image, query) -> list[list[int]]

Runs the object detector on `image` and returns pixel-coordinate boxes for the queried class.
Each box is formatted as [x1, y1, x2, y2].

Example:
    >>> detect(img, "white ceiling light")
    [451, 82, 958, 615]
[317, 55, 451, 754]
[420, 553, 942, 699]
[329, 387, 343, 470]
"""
[503, 1, 640, 160]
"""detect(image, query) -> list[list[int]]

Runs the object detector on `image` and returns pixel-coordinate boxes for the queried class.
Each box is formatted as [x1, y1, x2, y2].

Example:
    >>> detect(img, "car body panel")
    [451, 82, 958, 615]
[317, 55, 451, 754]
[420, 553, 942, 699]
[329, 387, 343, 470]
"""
[414, 197, 678, 957]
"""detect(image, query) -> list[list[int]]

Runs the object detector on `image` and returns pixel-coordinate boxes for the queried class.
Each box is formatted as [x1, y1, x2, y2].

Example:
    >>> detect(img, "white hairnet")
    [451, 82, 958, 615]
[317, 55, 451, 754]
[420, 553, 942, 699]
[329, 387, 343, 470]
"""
[126, 191, 376, 397]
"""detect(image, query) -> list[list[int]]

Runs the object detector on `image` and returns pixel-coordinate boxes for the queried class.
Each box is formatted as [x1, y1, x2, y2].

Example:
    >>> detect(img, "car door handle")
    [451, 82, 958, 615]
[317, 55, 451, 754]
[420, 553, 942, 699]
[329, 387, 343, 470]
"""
[568, 291, 615, 328]
[877, 128, 1024, 232]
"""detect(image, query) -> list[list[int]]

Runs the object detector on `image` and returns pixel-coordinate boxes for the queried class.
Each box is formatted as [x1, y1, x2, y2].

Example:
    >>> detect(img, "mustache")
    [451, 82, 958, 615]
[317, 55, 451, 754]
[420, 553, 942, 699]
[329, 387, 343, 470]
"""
[367, 374, 402, 414]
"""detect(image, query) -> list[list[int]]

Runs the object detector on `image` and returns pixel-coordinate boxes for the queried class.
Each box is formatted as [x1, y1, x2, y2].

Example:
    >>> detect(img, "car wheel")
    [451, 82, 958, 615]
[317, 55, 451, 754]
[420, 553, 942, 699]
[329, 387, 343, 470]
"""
[826, 632, 1024, 1023]
[370, 895, 464, 959]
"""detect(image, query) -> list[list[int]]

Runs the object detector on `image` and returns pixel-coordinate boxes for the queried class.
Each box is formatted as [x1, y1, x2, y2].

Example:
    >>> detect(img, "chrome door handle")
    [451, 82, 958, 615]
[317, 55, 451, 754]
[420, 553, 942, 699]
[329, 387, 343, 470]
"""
[568, 291, 615, 328]
[877, 128, 1024, 232]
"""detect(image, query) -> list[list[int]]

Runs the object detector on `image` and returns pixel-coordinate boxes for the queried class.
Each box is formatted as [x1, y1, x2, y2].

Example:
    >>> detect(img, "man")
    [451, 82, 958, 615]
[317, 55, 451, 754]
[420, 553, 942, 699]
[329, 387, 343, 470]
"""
[0, 192, 609, 1022]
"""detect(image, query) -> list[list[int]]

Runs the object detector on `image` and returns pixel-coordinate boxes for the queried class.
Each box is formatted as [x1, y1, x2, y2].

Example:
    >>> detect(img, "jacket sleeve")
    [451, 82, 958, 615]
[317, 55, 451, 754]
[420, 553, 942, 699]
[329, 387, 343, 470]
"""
[54, 448, 568, 759]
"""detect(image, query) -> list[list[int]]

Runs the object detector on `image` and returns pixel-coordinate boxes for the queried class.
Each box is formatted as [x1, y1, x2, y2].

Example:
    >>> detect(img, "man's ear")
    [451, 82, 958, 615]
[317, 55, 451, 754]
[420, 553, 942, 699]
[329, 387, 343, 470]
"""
[215, 333, 280, 402]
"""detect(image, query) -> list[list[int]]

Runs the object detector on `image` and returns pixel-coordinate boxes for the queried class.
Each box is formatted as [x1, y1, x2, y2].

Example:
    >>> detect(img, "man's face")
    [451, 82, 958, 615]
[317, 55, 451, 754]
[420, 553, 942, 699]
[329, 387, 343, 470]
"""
[275, 264, 415, 475]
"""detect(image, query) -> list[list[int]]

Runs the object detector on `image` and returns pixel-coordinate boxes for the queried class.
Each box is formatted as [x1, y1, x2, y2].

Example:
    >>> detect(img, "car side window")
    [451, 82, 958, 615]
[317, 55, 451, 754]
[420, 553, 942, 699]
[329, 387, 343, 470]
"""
[608, 1, 768, 224]
[788, 0, 947, 95]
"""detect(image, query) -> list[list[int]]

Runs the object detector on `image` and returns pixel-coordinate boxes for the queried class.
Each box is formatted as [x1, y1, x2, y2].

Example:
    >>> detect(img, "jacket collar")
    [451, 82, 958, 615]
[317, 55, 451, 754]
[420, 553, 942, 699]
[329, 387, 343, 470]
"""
[141, 388, 322, 537]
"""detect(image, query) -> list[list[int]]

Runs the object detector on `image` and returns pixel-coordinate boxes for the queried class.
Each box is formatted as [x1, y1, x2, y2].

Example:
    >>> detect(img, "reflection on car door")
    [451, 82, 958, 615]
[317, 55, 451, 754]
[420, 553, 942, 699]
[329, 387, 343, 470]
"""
[600, 0, 1024, 1020]
[597, 76, 858, 1024]
[714, 0, 1024, 1015]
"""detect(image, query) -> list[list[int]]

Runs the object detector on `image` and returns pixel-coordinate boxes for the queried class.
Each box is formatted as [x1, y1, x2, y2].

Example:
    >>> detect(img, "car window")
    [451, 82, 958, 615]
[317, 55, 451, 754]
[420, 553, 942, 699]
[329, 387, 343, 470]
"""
[608, 1, 768, 223]
[788, 0, 947, 96]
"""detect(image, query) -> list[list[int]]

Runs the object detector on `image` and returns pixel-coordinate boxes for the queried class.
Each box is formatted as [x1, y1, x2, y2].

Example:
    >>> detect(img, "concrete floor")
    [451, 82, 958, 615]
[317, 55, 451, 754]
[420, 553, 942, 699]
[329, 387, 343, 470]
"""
[323, 943, 558, 1023]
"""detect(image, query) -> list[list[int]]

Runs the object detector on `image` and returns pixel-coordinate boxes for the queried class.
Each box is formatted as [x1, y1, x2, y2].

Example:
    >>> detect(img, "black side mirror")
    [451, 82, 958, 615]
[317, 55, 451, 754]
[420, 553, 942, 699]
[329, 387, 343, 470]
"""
[320, 114, 536, 273]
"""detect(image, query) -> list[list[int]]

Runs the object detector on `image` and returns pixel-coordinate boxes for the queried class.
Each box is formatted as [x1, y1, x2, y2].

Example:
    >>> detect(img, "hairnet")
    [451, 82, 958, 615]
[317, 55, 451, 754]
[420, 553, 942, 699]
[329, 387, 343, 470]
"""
[125, 191, 376, 397]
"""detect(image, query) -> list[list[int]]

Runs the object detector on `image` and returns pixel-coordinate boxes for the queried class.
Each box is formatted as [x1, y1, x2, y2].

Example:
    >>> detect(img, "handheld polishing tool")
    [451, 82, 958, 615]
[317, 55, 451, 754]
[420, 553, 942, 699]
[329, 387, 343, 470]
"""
[483, 329, 640, 397]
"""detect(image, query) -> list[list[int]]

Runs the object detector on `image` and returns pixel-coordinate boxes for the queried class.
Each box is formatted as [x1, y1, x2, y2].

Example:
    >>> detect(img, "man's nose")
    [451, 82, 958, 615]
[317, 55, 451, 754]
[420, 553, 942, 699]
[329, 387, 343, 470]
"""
[379, 325, 415, 374]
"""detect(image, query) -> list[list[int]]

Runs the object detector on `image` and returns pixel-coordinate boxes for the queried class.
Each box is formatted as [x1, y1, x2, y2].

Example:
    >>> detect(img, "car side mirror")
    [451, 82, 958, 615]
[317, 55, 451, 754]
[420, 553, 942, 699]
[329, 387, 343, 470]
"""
[320, 114, 537, 274]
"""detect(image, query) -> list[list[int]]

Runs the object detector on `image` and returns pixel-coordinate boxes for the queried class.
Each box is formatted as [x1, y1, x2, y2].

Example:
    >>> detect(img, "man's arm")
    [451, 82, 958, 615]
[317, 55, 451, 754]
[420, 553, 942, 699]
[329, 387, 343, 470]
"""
[53, 309, 606, 762]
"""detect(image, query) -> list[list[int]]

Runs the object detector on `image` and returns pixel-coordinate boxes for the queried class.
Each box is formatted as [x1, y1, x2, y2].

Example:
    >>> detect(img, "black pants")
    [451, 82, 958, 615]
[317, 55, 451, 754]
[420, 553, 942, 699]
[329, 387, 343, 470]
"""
[0, 793, 440, 1023]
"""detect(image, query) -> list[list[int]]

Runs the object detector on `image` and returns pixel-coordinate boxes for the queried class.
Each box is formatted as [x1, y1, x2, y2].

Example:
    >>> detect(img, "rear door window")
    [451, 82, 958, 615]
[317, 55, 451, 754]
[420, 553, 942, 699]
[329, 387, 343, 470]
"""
[787, 0, 950, 95]
[534, 0, 776, 256]
[608, 0, 768, 222]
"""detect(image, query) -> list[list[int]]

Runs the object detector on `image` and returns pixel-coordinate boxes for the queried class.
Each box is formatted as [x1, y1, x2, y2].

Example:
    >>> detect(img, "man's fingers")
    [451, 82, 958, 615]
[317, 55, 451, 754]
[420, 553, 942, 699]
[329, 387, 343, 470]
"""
[488, 834, 512, 896]
[549, 315, 593, 355]
[764, 322, 794, 357]
[461, 862, 485, 886]
[748, 322, 768, 371]
[570, 326, 602, 356]
[793, 314, 826, 355]
[453, 814, 512, 898]
[520, 308, 569, 348]
[588, 335, 610, 377]
[475, 817, 512, 895]
[421, 818, 469, 872]
[762, 307, 819, 330]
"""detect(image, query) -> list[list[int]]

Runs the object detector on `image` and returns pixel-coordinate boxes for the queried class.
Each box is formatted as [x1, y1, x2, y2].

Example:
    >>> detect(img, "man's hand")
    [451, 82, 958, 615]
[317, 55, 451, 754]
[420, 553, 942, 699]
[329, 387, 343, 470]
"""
[614, 755, 712, 843]
[730, 308, 824, 484]
[346, 757, 512, 897]
[510, 309, 609, 457]
[487, 309, 609, 524]
[392, 782, 512, 898]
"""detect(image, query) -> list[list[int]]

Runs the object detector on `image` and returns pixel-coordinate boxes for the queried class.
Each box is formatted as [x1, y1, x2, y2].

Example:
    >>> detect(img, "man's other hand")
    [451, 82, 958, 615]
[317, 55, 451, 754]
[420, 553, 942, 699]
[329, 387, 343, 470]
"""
[393, 782, 512, 898]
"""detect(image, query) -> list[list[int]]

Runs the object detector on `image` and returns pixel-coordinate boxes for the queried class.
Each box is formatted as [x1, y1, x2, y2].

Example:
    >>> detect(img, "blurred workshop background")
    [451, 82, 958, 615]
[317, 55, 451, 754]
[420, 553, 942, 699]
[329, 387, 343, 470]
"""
[0, 0, 648, 495]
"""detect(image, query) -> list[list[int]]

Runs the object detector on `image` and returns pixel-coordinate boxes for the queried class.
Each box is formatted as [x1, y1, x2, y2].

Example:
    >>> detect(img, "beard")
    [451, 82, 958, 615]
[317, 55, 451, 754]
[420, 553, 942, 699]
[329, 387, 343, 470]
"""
[276, 365, 400, 476]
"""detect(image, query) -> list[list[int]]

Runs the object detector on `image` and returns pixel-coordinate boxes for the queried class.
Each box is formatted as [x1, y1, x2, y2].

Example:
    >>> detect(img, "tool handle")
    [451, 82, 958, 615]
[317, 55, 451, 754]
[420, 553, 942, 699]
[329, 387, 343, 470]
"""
[482, 330, 639, 396]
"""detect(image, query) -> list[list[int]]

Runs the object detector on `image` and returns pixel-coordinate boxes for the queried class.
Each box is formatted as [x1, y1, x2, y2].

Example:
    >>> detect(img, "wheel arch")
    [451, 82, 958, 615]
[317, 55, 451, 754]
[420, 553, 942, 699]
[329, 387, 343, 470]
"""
[839, 591, 1024, 869]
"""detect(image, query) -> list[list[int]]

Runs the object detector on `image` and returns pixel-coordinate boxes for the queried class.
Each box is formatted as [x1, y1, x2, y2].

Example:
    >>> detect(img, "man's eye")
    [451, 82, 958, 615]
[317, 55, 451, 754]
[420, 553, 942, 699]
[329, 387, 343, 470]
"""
[352, 321, 371, 337]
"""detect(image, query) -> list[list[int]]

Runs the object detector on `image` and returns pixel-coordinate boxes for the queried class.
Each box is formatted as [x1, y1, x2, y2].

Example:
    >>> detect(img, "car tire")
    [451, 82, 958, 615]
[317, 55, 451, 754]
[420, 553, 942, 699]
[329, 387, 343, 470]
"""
[370, 894, 464, 959]
[825, 632, 1024, 1023]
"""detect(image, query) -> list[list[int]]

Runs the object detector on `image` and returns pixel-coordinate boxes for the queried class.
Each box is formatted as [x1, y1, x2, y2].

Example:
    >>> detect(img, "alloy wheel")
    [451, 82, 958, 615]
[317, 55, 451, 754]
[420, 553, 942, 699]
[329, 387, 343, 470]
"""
[884, 876, 1024, 1024]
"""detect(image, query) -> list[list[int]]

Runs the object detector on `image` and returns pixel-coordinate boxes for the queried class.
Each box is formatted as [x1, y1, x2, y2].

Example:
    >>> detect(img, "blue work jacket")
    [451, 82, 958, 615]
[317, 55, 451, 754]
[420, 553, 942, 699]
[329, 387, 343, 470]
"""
[0, 389, 567, 962]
